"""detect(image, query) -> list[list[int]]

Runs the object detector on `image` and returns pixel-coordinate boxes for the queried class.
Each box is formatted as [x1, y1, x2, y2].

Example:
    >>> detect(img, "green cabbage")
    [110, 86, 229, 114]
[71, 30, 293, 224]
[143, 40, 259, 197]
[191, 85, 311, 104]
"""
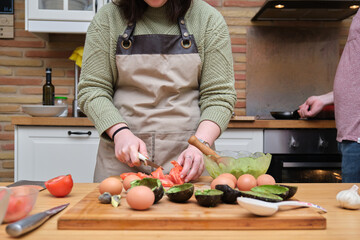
[204, 152, 272, 179]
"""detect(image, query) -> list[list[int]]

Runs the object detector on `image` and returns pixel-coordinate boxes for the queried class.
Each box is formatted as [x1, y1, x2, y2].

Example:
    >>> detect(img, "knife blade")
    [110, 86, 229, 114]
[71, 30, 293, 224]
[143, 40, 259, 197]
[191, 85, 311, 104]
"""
[138, 153, 163, 169]
[6, 203, 69, 237]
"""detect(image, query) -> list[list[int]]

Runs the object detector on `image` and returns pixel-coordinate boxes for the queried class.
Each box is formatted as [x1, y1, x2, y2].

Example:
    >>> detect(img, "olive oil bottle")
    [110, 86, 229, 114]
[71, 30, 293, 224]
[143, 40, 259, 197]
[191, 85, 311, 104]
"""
[42, 68, 55, 105]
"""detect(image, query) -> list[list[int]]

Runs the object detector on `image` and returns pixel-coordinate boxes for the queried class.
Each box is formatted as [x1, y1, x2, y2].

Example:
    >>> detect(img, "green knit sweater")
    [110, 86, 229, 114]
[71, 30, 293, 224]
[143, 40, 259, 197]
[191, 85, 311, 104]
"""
[78, 0, 237, 140]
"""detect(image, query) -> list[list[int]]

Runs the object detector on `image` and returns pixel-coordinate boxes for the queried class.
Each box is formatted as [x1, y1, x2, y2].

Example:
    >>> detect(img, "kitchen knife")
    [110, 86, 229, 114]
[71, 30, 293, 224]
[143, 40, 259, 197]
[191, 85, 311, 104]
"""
[6, 203, 69, 237]
[7, 180, 46, 191]
[138, 153, 163, 169]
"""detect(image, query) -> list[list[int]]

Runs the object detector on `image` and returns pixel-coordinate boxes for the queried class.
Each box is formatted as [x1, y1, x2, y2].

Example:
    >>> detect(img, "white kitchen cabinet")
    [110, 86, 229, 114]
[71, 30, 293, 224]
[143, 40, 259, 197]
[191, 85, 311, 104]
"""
[215, 129, 264, 153]
[15, 126, 99, 183]
[25, 0, 110, 34]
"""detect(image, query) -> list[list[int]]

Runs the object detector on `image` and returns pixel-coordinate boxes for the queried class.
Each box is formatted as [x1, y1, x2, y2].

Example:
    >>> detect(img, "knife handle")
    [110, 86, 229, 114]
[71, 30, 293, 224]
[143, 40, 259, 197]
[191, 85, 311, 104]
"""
[188, 136, 220, 161]
[6, 211, 50, 237]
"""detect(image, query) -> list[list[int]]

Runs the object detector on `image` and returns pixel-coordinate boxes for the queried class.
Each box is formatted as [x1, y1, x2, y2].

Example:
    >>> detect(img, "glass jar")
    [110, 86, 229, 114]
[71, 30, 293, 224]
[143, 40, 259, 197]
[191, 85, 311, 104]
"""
[54, 96, 68, 117]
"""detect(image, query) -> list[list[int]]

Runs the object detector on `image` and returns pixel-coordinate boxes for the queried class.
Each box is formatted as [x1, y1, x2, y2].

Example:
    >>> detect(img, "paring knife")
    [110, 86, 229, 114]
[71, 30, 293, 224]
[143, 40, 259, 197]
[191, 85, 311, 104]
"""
[6, 203, 69, 237]
[138, 153, 163, 169]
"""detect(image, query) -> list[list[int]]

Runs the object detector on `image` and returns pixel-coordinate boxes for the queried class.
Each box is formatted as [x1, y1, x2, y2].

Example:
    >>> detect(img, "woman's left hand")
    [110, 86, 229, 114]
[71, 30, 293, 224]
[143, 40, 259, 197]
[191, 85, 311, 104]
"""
[177, 145, 204, 182]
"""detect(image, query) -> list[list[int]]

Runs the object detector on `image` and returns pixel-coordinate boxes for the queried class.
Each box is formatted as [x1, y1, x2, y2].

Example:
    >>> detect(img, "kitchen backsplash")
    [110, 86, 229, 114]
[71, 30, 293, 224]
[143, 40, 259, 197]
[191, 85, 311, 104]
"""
[246, 26, 339, 117]
[0, 0, 354, 181]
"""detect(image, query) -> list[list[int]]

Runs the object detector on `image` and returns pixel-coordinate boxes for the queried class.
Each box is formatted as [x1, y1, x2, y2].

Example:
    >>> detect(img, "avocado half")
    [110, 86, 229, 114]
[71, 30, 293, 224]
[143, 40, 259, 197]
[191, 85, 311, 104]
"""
[215, 184, 241, 204]
[251, 185, 289, 199]
[130, 178, 164, 203]
[238, 190, 283, 202]
[277, 184, 298, 200]
[195, 189, 223, 207]
[166, 183, 194, 203]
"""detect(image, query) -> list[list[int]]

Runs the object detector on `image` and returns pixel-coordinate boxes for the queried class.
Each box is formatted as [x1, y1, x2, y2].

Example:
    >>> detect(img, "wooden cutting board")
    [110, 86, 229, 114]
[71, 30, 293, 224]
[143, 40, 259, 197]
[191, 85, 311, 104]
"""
[230, 116, 257, 121]
[58, 184, 326, 230]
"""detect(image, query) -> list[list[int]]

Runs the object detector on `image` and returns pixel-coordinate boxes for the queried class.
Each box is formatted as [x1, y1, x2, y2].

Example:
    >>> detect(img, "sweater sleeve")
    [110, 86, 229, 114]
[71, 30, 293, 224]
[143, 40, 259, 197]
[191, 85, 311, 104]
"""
[198, 12, 237, 133]
[77, 7, 126, 141]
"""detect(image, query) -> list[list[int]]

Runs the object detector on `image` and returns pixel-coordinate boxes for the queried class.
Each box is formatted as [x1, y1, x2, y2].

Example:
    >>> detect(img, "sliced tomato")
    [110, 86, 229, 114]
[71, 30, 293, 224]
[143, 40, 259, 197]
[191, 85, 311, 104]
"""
[136, 172, 152, 179]
[169, 160, 185, 185]
[151, 167, 165, 179]
[45, 174, 73, 197]
[120, 172, 137, 180]
[159, 178, 174, 187]
[4, 194, 32, 222]
[163, 174, 173, 181]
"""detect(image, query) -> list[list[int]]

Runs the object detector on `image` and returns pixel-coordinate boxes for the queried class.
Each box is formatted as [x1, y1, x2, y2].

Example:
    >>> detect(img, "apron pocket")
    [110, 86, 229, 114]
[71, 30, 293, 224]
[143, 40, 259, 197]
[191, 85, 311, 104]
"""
[154, 131, 195, 174]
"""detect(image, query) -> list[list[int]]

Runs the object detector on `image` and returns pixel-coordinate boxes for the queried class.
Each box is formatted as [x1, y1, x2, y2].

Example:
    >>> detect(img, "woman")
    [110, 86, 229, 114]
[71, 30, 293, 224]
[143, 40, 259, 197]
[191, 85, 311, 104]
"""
[78, 0, 237, 183]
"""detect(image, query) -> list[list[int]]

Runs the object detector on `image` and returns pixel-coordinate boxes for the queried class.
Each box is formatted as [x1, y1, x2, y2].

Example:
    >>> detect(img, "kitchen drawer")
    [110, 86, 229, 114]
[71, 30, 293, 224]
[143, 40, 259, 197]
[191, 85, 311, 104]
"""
[215, 129, 263, 153]
[15, 126, 100, 183]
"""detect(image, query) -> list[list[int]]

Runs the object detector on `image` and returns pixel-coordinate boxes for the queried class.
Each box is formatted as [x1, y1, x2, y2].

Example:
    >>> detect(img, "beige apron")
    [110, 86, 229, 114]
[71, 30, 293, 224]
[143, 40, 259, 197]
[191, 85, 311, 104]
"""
[94, 18, 202, 182]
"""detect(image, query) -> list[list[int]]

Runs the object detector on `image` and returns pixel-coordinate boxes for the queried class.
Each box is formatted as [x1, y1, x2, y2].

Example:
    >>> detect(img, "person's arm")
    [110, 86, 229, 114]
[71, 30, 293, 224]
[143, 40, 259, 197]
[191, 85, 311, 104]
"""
[78, 5, 125, 141]
[298, 91, 334, 118]
[78, 6, 147, 167]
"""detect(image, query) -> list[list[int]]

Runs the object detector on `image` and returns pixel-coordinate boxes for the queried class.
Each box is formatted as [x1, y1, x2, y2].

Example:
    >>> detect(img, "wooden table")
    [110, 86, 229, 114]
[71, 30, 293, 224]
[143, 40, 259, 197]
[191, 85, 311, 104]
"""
[1, 180, 359, 240]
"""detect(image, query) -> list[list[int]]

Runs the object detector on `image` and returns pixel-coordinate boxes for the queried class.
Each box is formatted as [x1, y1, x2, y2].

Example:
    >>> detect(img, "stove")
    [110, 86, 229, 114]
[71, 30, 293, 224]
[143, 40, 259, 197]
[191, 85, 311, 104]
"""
[265, 129, 342, 183]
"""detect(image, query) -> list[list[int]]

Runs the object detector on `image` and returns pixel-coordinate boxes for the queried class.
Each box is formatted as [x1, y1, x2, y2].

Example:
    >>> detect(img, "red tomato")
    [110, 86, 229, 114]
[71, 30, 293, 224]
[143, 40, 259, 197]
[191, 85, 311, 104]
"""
[169, 161, 184, 185]
[164, 174, 173, 181]
[151, 167, 165, 179]
[45, 174, 73, 197]
[5, 195, 31, 222]
[120, 172, 137, 180]
[159, 178, 174, 187]
[136, 172, 152, 179]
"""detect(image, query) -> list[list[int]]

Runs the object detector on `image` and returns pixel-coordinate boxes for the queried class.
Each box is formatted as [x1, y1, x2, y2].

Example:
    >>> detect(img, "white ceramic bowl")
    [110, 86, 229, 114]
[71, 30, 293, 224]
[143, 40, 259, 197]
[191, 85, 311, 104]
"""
[22, 105, 67, 117]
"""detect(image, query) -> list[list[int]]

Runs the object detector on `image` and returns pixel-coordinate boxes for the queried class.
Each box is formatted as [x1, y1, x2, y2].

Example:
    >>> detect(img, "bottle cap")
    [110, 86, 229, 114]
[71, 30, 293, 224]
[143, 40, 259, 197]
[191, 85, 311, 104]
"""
[55, 96, 68, 99]
[46, 68, 52, 73]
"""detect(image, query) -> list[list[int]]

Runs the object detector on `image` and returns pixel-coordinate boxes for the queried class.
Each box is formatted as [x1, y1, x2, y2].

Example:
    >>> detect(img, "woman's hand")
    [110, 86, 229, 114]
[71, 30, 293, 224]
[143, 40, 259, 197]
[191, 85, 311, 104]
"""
[177, 145, 204, 182]
[177, 120, 221, 182]
[107, 124, 148, 167]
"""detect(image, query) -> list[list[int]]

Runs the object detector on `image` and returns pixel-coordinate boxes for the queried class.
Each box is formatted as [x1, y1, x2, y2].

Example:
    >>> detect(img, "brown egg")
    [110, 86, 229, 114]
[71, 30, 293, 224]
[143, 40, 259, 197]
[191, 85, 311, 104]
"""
[99, 177, 123, 195]
[211, 176, 236, 189]
[217, 173, 237, 186]
[123, 175, 141, 191]
[237, 174, 257, 191]
[257, 174, 276, 186]
[126, 186, 155, 210]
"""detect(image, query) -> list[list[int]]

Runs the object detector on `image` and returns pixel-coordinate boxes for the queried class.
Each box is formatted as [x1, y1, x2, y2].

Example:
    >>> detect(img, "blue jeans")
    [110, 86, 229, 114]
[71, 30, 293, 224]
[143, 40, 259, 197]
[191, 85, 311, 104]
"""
[339, 141, 360, 183]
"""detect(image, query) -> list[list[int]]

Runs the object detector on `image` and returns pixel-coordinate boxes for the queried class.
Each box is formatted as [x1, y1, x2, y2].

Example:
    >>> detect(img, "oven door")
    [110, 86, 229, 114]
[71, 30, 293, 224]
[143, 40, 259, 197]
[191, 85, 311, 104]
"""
[267, 154, 342, 183]
[264, 129, 342, 183]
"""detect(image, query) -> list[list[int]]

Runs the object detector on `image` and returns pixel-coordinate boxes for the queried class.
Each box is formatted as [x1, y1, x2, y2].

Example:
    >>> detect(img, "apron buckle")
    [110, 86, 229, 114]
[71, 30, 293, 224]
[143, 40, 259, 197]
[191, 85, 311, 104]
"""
[121, 40, 132, 50]
[181, 39, 192, 49]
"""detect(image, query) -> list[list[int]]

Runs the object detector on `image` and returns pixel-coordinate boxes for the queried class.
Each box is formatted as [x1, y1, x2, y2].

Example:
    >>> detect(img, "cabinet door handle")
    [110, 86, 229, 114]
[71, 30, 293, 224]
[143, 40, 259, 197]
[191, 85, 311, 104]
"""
[68, 131, 92, 136]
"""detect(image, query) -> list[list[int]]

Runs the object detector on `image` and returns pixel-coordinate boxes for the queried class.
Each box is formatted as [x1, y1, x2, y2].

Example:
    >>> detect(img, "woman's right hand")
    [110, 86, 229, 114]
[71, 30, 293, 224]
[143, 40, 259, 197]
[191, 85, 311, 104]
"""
[107, 124, 148, 167]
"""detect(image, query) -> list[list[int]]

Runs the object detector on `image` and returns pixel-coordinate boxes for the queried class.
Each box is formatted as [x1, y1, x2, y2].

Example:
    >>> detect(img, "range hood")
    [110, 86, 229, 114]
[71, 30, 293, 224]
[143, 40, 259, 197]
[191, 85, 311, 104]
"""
[252, 0, 360, 21]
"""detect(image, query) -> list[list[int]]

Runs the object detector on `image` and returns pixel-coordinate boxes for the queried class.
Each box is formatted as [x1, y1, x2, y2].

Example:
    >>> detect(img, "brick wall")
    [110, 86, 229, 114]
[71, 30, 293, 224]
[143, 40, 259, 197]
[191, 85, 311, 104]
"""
[0, 0, 353, 181]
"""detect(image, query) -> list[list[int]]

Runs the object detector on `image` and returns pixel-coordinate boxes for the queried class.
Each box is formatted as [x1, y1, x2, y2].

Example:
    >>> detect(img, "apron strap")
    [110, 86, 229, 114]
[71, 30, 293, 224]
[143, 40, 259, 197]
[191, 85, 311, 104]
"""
[178, 17, 192, 49]
[120, 22, 136, 50]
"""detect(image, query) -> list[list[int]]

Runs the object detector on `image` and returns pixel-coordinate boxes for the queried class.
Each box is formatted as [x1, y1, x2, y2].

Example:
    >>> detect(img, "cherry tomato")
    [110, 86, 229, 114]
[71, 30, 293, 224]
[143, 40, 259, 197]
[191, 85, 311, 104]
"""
[45, 174, 73, 197]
